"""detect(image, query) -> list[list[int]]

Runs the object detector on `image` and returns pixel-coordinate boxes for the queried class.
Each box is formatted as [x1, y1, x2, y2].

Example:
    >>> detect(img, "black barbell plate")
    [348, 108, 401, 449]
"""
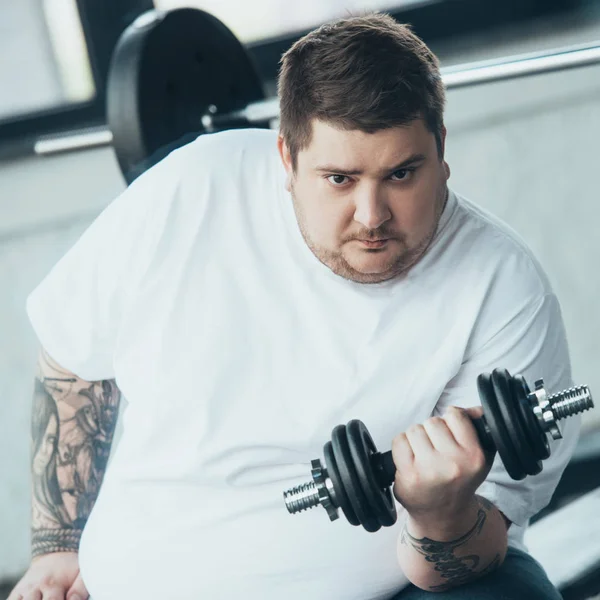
[324, 438, 360, 527]
[477, 372, 526, 480]
[492, 369, 542, 477]
[331, 425, 381, 532]
[347, 420, 397, 528]
[512, 374, 550, 461]
[107, 8, 267, 184]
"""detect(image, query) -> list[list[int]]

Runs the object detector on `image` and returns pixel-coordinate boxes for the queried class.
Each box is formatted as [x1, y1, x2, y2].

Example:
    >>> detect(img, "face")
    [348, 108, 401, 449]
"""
[278, 119, 450, 284]
[33, 413, 58, 476]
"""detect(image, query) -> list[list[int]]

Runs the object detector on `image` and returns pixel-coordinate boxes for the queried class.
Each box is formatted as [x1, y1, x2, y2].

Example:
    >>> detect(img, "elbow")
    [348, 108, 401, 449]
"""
[398, 538, 508, 593]
[403, 553, 506, 593]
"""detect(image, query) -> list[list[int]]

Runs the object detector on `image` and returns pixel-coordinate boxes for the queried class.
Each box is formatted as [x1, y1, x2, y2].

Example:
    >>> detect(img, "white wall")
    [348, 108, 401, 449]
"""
[1, 8, 600, 583]
[0, 147, 126, 580]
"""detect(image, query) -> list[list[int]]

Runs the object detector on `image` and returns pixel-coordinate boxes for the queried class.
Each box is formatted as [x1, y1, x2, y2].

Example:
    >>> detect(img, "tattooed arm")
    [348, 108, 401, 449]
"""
[31, 347, 120, 557]
[397, 495, 510, 592]
[392, 407, 510, 592]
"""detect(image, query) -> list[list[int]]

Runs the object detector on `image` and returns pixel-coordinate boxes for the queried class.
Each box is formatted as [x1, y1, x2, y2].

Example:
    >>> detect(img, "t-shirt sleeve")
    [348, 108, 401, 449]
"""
[26, 148, 186, 382]
[434, 285, 581, 529]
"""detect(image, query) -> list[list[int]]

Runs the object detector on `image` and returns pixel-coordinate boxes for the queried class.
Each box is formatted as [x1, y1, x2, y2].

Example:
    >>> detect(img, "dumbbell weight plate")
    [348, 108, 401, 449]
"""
[330, 425, 382, 532]
[107, 8, 267, 184]
[477, 371, 526, 480]
[346, 420, 397, 528]
[323, 435, 360, 527]
[491, 369, 542, 477]
[512, 375, 551, 461]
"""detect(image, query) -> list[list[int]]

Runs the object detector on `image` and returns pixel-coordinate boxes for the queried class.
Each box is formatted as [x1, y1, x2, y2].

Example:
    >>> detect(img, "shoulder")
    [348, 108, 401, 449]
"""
[169, 128, 280, 172]
[448, 190, 554, 300]
[442, 194, 570, 373]
[128, 128, 279, 187]
[124, 128, 283, 238]
[126, 128, 281, 211]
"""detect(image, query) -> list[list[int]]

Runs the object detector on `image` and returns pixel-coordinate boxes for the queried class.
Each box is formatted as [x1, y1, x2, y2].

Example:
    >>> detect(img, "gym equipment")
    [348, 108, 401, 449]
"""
[201, 42, 600, 133]
[106, 8, 268, 184]
[282, 369, 594, 532]
[101, 6, 600, 184]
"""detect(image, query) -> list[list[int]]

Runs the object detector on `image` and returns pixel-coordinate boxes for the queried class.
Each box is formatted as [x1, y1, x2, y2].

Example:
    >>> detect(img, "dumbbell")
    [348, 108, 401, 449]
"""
[282, 368, 594, 532]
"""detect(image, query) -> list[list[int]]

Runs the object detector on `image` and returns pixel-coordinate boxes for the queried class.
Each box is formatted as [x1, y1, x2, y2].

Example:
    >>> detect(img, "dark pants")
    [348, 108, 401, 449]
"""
[391, 547, 562, 600]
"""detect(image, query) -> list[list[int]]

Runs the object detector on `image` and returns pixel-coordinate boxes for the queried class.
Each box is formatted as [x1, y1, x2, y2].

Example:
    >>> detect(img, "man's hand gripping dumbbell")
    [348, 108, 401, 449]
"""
[283, 368, 594, 532]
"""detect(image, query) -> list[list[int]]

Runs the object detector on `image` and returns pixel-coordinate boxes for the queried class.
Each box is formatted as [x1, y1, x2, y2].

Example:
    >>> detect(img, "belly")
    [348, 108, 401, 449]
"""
[79, 481, 409, 600]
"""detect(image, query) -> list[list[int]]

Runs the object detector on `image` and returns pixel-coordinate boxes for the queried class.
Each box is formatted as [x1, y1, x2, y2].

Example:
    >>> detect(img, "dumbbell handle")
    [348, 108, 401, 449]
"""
[372, 416, 496, 489]
[283, 379, 593, 529]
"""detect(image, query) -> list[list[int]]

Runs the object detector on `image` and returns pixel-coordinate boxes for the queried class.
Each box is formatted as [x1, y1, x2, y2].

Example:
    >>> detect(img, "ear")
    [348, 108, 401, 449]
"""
[277, 134, 293, 192]
[439, 125, 447, 158]
[440, 126, 451, 180]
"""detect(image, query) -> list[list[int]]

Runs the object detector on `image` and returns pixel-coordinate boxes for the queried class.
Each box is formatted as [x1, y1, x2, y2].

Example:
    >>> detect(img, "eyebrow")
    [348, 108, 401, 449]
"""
[314, 153, 427, 176]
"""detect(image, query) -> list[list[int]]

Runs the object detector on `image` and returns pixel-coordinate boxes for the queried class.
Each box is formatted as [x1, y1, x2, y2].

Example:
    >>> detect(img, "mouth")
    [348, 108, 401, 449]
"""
[355, 239, 390, 249]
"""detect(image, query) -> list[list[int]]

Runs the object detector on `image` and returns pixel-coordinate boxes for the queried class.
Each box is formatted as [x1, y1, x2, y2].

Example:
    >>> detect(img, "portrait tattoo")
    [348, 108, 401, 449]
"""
[400, 496, 501, 591]
[30, 350, 120, 557]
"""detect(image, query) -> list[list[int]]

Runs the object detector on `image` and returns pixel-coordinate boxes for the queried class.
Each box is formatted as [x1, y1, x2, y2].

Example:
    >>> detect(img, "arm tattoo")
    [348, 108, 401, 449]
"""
[30, 349, 121, 557]
[400, 497, 501, 591]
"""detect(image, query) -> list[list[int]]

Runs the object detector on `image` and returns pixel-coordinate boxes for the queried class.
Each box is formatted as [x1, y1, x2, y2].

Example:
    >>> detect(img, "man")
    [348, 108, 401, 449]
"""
[11, 13, 578, 600]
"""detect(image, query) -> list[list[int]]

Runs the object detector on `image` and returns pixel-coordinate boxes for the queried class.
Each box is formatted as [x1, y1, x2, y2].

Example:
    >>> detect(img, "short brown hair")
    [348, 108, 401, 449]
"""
[278, 13, 446, 169]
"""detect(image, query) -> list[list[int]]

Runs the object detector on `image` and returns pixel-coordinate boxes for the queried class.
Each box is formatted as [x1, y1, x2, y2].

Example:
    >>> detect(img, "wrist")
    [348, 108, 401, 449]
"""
[406, 495, 480, 541]
[32, 527, 83, 558]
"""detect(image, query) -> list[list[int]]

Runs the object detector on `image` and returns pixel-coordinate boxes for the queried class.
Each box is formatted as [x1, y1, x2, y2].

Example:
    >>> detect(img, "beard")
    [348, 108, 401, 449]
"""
[290, 186, 448, 284]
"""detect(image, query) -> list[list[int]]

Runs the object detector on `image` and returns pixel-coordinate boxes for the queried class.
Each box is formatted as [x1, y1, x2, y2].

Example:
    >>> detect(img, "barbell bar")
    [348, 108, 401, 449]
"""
[33, 7, 600, 186]
[202, 40, 600, 133]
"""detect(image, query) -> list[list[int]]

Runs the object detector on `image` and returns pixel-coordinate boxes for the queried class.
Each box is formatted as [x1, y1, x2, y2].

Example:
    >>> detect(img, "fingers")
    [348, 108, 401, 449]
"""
[443, 406, 481, 449]
[395, 418, 460, 462]
[7, 585, 23, 600]
[422, 416, 459, 454]
[462, 406, 484, 421]
[400, 408, 487, 459]
[443, 407, 490, 475]
[41, 589, 66, 600]
[391, 431, 414, 473]
[14, 582, 70, 600]
[67, 573, 89, 600]
[20, 589, 42, 600]
[7, 577, 27, 600]
[405, 423, 434, 456]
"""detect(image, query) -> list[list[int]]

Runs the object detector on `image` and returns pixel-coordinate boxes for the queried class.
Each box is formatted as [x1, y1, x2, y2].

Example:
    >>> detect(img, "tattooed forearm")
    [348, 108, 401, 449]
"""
[400, 497, 502, 591]
[30, 349, 120, 557]
[31, 528, 83, 556]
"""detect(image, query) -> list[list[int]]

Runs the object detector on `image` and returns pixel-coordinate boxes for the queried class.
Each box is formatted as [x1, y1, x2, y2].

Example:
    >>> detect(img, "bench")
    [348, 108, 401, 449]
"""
[525, 487, 600, 599]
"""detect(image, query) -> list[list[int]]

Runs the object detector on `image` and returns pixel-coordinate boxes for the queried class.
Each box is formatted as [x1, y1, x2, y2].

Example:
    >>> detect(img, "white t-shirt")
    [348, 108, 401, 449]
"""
[26, 129, 579, 600]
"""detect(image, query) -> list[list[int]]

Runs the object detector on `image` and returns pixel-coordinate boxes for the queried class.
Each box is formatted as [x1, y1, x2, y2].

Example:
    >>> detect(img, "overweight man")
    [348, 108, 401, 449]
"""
[11, 12, 578, 600]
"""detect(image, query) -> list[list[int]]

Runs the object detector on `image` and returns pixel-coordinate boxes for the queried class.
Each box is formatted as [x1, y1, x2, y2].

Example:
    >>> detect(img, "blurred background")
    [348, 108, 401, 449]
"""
[1, 0, 600, 597]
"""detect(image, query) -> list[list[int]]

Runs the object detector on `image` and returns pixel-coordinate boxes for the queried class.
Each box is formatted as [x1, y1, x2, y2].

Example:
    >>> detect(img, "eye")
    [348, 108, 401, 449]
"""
[326, 174, 350, 186]
[390, 168, 415, 181]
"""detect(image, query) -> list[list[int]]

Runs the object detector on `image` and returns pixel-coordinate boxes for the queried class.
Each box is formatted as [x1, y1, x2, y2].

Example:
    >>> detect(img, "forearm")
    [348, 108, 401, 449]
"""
[397, 495, 508, 592]
[31, 348, 120, 557]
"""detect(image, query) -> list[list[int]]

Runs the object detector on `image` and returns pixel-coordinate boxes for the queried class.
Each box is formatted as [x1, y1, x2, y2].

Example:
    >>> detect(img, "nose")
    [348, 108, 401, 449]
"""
[353, 185, 391, 231]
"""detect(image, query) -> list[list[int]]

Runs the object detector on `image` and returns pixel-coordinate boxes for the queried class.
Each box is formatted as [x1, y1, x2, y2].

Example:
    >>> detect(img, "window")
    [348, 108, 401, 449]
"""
[0, 0, 573, 151]
[0, 0, 94, 123]
[154, 0, 424, 44]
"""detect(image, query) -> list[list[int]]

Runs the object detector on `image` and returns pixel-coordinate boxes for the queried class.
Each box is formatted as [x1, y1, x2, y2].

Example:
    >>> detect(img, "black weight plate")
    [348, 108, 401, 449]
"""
[107, 8, 267, 183]
[347, 420, 397, 527]
[477, 372, 525, 480]
[331, 425, 381, 532]
[492, 369, 542, 477]
[324, 438, 360, 527]
[512, 374, 550, 461]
